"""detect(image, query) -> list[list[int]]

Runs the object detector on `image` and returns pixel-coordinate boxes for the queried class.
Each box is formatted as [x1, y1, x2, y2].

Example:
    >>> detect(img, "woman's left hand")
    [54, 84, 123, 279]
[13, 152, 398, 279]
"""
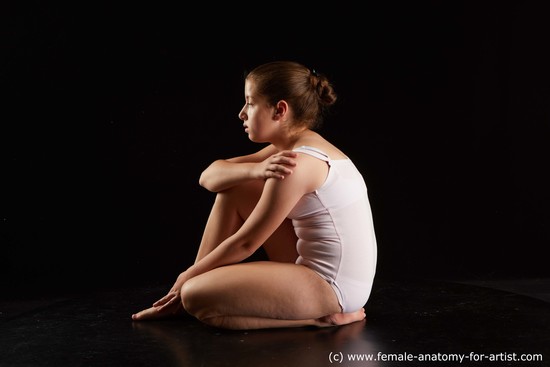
[132, 271, 190, 321]
[131, 290, 184, 321]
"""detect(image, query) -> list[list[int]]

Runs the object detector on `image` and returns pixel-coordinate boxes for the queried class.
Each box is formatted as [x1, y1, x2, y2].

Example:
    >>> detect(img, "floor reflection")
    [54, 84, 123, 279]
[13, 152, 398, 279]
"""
[132, 317, 383, 367]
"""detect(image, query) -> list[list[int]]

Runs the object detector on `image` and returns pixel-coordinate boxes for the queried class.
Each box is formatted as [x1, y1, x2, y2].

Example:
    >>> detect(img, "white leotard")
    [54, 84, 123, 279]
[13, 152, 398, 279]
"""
[288, 146, 377, 312]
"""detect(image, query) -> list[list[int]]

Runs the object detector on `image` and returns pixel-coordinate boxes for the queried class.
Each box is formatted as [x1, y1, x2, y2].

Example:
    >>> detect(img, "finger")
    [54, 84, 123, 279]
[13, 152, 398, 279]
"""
[267, 173, 285, 180]
[268, 166, 292, 178]
[152, 297, 167, 307]
[277, 165, 294, 175]
[266, 171, 285, 180]
[152, 292, 176, 307]
[273, 155, 297, 165]
[132, 307, 160, 321]
[272, 153, 297, 163]
[271, 164, 292, 174]
[157, 298, 184, 315]
[280, 150, 298, 157]
[158, 295, 179, 310]
[280, 157, 297, 166]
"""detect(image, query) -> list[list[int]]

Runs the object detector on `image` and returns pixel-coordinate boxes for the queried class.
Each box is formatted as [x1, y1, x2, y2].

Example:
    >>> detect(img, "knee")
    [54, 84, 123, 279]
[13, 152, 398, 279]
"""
[181, 278, 213, 321]
[180, 279, 200, 316]
[218, 181, 263, 218]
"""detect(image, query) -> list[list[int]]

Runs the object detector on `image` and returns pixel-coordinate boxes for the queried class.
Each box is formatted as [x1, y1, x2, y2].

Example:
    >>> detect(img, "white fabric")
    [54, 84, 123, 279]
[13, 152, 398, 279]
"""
[288, 146, 377, 312]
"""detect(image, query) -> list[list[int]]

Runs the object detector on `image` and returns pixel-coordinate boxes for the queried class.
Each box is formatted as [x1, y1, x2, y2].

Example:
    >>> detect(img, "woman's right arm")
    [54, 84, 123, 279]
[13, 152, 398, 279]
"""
[198, 144, 298, 193]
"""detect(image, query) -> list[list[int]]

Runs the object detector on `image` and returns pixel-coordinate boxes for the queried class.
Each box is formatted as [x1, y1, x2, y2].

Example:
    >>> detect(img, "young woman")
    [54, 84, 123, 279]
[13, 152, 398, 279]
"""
[132, 61, 377, 330]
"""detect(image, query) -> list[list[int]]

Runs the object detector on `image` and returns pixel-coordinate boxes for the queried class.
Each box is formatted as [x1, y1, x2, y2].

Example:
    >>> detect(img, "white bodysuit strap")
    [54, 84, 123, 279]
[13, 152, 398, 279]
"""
[293, 146, 330, 162]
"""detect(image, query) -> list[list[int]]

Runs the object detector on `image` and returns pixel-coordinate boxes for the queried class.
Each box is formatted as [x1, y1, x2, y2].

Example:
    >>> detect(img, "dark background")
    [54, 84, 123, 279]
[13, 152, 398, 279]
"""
[2, 2, 549, 296]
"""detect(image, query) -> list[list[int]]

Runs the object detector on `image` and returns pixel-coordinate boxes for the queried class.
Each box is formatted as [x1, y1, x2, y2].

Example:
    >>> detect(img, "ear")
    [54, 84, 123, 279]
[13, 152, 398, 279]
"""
[273, 100, 289, 120]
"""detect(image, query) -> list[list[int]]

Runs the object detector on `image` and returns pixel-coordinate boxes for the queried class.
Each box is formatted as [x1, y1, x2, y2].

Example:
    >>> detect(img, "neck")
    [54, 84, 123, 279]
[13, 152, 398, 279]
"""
[272, 128, 315, 151]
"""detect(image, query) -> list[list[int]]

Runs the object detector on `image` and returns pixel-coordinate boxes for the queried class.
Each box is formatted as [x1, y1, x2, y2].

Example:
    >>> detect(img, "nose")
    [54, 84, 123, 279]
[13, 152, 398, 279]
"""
[238, 107, 247, 121]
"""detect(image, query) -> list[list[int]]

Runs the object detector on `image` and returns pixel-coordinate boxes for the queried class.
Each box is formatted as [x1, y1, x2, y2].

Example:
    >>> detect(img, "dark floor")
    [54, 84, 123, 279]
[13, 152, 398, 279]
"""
[1, 278, 549, 367]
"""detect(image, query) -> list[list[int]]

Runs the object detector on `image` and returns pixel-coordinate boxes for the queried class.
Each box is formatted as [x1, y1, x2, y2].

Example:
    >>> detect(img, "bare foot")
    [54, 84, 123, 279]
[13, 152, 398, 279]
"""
[316, 308, 366, 327]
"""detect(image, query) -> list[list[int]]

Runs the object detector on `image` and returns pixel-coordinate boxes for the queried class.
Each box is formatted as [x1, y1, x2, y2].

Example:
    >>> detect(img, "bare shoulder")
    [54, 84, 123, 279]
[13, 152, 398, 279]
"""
[288, 152, 329, 192]
[295, 132, 348, 160]
[322, 144, 348, 160]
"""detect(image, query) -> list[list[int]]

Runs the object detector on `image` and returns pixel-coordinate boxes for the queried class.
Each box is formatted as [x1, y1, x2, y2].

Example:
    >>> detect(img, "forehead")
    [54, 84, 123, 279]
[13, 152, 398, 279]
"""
[244, 79, 256, 96]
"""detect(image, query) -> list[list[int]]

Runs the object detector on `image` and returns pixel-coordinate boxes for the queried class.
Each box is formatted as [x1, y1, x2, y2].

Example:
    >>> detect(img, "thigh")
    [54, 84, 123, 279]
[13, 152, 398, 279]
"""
[262, 218, 298, 263]
[225, 181, 298, 263]
[182, 261, 341, 320]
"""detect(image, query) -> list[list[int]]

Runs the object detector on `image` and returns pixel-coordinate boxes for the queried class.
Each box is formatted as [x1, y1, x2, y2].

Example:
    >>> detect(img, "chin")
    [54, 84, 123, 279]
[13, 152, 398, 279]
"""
[247, 135, 261, 143]
[249, 137, 268, 144]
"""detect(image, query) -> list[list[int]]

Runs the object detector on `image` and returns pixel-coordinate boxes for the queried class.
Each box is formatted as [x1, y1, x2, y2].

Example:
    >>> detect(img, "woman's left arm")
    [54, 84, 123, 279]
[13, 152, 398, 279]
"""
[132, 154, 326, 320]
[181, 153, 326, 282]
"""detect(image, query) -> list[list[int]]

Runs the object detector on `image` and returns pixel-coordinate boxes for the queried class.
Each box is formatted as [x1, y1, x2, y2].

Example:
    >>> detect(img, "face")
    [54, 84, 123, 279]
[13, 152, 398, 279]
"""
[238, 80, 276, 143]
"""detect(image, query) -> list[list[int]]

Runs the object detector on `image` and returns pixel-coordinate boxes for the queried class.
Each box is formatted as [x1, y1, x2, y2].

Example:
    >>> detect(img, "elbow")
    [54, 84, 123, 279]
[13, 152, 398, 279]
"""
[198, 161, 223, 192]
[198, 172, 208, 189]
[230, 235, 261, 260]
[198, 167, 219, 192]
[199, 174, 217, 192]
[240, 241, 260, 259]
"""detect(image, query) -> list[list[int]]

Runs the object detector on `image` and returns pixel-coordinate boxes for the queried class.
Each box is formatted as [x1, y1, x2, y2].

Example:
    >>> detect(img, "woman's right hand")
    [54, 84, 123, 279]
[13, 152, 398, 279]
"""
[255, 150, 298, 180]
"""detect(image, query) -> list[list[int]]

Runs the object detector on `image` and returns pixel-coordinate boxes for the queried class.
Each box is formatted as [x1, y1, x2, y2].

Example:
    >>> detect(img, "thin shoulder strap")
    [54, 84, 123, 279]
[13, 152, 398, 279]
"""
[293, 146, 330, 162]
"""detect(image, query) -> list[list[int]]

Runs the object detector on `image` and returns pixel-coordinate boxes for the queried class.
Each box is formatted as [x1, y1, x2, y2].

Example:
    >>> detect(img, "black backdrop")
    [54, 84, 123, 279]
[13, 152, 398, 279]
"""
[3, 2, 549, 295]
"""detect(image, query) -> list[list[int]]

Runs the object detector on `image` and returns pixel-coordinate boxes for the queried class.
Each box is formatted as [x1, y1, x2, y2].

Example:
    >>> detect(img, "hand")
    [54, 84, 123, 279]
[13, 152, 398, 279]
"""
[132, 271, 189, 321]
[131, 290, 184, 321]
[257, 150, 297, 180]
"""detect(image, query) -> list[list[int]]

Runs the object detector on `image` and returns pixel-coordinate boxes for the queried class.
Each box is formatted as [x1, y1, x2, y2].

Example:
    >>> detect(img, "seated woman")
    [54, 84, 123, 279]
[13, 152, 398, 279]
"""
[132, 60, 378, 330]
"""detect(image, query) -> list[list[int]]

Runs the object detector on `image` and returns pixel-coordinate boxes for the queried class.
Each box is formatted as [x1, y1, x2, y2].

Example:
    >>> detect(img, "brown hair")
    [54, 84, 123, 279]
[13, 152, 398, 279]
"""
[246, 61, 337, 129]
